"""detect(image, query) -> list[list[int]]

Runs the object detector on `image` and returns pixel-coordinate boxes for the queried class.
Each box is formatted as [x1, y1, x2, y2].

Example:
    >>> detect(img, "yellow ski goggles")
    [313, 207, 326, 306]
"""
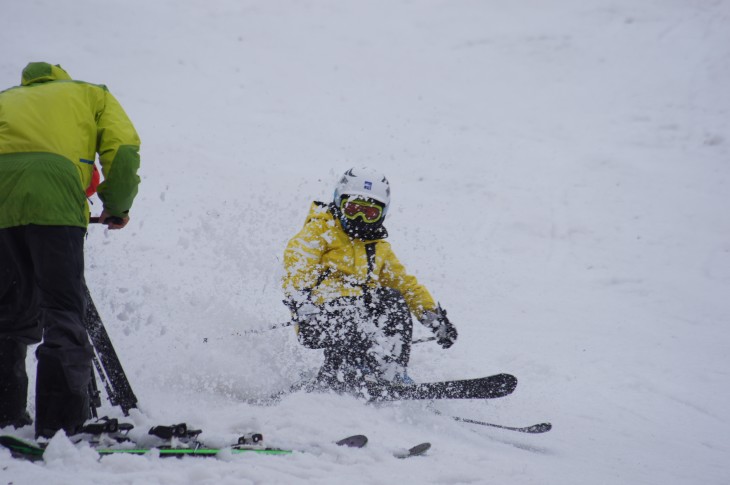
[340, 198, 384, 223]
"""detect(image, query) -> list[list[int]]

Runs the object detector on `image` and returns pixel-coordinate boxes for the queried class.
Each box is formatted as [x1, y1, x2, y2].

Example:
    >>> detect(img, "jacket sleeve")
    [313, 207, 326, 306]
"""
[282, 218, 330, 301]
[95, 88, 141, 217]
[378, 243, 436, 320]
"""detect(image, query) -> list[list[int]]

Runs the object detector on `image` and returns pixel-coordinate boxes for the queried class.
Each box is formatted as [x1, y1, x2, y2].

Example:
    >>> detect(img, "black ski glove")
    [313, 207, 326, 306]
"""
[421, 305, 458, 349]
[284, 299, 320, 324]
[284, 299, 325, 349]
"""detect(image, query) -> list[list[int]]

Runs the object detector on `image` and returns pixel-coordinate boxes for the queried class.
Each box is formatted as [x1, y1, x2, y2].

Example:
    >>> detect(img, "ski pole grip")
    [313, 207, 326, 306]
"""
[90, 216, 125, 225]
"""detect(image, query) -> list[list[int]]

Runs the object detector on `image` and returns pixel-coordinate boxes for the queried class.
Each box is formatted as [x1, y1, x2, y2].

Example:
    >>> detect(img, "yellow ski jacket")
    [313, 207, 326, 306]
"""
[283, 201, 436, 319]
[0, 62, 141, 228]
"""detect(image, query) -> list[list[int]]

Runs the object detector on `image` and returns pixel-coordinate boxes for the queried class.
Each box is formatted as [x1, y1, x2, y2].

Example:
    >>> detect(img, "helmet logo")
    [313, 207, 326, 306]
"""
[364, 181, 372, 190]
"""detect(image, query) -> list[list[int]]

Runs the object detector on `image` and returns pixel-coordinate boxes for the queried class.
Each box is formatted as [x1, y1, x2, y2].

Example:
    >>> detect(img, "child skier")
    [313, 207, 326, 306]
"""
[282, 167, 457, 393]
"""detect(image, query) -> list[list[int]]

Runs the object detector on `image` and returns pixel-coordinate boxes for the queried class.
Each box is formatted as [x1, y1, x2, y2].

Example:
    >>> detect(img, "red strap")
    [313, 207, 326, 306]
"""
[86, 164, 100, 197]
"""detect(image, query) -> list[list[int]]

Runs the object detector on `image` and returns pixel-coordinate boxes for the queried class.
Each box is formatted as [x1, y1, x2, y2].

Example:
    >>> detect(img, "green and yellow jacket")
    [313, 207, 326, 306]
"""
[0, 62, 141, 229]
[282, 201, 437, 319]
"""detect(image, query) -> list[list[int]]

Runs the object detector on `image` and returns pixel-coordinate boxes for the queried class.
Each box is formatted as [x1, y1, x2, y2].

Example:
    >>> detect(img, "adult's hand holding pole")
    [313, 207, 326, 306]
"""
[92, 210, 129, 229]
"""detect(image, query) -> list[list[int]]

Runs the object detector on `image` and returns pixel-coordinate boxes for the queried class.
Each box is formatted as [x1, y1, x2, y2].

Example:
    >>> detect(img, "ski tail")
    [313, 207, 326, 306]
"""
[0, 436, 45, 461]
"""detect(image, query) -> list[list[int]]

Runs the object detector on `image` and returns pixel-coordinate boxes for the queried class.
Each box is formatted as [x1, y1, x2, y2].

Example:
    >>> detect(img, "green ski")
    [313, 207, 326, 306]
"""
[0, 433, 367, 461]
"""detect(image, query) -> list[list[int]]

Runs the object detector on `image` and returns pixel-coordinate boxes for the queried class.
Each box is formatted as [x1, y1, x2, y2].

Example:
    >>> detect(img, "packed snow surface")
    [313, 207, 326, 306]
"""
[1, 0, 729, 484]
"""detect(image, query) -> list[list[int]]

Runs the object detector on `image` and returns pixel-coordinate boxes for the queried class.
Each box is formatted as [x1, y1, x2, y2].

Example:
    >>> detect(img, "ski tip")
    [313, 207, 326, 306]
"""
[336, 434, 368, 448]
[499, 373, 518, 392]
[408, 442, 431, 456]
[394, 442, 431, 459]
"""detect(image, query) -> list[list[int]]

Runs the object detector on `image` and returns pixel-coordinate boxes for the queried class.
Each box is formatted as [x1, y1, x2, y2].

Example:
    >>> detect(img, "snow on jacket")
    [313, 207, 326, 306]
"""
[0, 62, 141, 229]
[282, 201, 436, 319]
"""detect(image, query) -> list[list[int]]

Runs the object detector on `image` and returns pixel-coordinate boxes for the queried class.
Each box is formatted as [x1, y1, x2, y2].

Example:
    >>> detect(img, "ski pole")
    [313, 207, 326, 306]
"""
[450, 415, 552, 434]
[203, 323, 294, 342]
[428, 408, 552, 434]
[234, 325, 437, 345]
[237, 321, 295, 335]
[412, 336, 437, 344]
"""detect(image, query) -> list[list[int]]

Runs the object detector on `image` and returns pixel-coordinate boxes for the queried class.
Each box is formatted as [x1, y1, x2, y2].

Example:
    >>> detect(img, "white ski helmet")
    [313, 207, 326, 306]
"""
[333, 167, 391, 216]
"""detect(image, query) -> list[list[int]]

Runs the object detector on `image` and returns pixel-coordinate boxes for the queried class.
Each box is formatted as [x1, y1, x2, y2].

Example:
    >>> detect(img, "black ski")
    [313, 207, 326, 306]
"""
[366, 373, 517, 401]
[83, 284, 138, 415]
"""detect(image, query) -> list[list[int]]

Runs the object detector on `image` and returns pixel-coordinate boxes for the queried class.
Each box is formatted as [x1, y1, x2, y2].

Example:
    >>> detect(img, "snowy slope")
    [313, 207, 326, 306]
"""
[1, 0, 729, 483]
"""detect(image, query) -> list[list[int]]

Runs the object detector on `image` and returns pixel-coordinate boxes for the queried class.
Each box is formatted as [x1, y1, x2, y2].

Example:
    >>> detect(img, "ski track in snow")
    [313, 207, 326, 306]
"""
[1, 0, 729, 483]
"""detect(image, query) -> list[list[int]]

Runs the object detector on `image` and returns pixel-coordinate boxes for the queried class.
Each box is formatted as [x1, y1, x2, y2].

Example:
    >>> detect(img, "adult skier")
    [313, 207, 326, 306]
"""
[282, 167, 457, 393]
[0, 62, 141, 438]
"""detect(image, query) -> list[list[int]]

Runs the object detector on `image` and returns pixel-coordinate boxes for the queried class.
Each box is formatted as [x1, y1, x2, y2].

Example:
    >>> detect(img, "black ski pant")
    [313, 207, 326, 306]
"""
[298, 287, 413, 391]
[0, 225, 92, 437]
